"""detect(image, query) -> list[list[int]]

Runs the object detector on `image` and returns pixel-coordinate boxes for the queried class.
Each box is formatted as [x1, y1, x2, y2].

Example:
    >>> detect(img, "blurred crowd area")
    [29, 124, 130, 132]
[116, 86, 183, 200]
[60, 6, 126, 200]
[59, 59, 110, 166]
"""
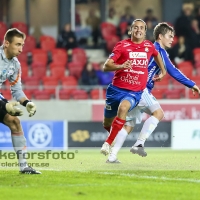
[0, 1, 200, 100]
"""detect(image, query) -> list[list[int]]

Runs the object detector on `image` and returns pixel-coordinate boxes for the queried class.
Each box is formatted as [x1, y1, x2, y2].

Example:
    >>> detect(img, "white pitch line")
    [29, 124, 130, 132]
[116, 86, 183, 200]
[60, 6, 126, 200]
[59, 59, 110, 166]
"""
[99, 172, 200, 184]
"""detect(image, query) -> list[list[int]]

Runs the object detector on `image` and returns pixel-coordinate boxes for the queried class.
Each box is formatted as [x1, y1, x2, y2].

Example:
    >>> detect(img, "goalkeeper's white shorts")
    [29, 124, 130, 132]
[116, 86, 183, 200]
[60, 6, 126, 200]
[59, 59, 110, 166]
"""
[125, 88, 162, 127]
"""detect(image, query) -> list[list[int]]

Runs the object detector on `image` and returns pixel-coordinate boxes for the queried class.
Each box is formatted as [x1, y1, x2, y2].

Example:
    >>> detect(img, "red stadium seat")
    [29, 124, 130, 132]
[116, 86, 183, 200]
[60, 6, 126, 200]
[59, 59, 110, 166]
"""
[23, 35, 36, 53]
[101, 22, 117, 40]
[11, 22, 28, 35]
[193, 48, 200, 68]
[51, 48, 68, 66]
[0, 22, 7, 44]
[50, 67, 66, 80]
[40, 35, 56, 52]
[31, 49, 48, 67]
[58, 89, 72, 100]
[42, 77, 58, 95]
[33, 90, 51, 100]
[176, 62, 193, 79]
[31, 67, 47, 79]
[106, 35, 120, 52]
[171, 79, 185, 90]
[165, 89, 183, 99]
[49, 62, 66, 69]
[90, 89, 106, 99]
[71, 89, 88, 100]
[17, 52, 28, 63]
[61, 76, 78, 92]
[23, 76, 40, 91]
[154, 76, 170, 88]
[190, 76, 200, 85]
[20, 65, 29, 80]
[119, 22, 128, 36]
[68, 62, 84, 79]
[189, 90, 200, 99]
[23, 89, 33, 99]
[151, 89, 165, 99]
[71, 48, 87, 66]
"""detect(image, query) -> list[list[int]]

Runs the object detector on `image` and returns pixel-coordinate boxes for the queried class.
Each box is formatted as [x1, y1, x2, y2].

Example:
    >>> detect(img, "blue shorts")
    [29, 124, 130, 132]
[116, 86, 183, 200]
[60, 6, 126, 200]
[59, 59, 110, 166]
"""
[104, 84, 143, 118]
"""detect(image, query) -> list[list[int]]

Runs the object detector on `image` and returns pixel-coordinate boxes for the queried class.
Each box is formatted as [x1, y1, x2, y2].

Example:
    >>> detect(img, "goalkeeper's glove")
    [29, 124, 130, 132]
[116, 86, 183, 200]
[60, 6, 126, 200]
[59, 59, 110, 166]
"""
[5, 102, 23, 116]
[23, 100, 36, 117]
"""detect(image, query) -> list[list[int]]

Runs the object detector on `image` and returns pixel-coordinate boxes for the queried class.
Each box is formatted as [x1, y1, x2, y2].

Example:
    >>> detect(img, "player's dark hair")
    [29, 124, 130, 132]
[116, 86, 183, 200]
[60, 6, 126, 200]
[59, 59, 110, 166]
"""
[153, 22, 175, 40]
[128, 19, 147, 35]
[4, 28, 26, 43]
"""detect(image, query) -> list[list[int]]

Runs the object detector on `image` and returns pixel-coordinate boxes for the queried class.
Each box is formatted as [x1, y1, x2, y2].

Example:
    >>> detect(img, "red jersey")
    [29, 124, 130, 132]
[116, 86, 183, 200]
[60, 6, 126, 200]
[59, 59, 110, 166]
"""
[109, 38, 158, 91]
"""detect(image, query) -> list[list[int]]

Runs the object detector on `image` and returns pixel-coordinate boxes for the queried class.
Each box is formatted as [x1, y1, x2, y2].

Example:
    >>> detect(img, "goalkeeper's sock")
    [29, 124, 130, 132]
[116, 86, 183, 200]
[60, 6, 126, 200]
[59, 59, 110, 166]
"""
[106, 117, 126, 145]
[108, 128, 128, 162]
[11, 134, 28, 170]
[134, 116, 159, 147]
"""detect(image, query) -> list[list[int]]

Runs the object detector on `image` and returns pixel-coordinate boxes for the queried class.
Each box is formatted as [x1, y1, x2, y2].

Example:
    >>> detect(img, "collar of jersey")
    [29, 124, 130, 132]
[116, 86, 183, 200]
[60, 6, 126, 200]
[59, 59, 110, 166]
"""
[0, 45, 17, 62]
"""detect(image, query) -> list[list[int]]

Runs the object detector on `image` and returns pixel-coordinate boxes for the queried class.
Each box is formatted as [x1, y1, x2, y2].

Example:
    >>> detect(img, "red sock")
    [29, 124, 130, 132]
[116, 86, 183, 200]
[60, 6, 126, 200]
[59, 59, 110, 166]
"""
[106, 117, 125, 145]
[104, 126, 111, 133]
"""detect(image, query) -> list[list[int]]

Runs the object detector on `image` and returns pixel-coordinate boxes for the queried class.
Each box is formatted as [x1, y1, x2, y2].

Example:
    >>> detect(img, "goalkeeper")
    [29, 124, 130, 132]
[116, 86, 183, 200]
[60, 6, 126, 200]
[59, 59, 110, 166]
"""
[0, 28, 40, 174]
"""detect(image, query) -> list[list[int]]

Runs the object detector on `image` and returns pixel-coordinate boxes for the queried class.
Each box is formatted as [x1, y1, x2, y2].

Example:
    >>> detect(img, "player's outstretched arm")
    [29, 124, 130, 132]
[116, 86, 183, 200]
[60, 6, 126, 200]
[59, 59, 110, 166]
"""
[103, 59, 132, 71]
[153, 53, 166, 81]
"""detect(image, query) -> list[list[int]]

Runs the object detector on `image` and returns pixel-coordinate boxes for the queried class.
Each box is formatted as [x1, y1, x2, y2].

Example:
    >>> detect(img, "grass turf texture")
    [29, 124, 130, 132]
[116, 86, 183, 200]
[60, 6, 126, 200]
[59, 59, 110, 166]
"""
[0, 148, 200, 200]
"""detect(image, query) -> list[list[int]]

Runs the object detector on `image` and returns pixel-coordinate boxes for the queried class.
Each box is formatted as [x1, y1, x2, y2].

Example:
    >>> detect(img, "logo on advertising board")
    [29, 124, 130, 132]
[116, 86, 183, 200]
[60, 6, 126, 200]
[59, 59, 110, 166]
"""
[28, 123, 52, 148]
[68, 122, 171, 147]
[0, 130, 11, 143]
[71, 130, 90, 142]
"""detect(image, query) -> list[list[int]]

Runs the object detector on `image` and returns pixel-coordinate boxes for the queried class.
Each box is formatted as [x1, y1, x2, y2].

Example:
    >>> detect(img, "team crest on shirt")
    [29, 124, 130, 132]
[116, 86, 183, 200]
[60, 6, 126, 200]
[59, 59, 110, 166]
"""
[145, 47, 149, 52]
[2, 69, 7, 75]
[7, 67, 14, 76]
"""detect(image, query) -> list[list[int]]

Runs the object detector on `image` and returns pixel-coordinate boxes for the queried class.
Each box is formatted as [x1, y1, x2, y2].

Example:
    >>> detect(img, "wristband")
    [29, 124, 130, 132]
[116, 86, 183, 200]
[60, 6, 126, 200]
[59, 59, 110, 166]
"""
[22, 100, 30, 107]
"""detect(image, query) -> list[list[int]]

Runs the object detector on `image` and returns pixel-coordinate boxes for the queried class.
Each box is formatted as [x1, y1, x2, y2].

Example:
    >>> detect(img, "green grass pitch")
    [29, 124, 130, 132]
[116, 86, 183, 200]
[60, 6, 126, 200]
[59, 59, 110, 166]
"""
[0, 148, 200, 200]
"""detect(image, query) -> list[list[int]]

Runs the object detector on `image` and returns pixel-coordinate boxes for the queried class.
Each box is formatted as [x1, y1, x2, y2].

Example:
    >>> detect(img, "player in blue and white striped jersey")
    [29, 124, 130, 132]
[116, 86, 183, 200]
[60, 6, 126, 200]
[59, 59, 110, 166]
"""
[107, 22, 200, 163]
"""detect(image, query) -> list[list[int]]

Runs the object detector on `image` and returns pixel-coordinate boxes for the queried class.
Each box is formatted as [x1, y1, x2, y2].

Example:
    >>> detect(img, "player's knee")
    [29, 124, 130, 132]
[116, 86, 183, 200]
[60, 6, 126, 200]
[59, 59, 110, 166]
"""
[4, 115, 21, 130]
[118, 103, 129, 114]
[152, 109, 164, 121]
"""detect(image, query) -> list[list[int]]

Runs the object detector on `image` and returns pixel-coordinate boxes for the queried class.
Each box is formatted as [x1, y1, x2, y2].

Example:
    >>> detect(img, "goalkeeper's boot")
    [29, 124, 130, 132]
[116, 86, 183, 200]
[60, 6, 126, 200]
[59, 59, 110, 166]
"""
[20, 166, 41, 174]
[100, 142, 110, 156]
[130, 144, 147, 157]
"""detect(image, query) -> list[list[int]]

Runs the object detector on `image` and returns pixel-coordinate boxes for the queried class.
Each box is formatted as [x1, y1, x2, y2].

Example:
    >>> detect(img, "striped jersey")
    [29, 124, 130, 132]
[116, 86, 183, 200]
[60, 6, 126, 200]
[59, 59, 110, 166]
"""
[147, 42, 195, 91]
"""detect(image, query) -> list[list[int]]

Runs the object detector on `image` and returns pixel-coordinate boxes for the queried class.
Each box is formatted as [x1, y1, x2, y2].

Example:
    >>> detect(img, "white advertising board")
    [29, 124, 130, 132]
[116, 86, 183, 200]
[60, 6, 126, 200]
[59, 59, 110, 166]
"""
[172, 120, 200, 149]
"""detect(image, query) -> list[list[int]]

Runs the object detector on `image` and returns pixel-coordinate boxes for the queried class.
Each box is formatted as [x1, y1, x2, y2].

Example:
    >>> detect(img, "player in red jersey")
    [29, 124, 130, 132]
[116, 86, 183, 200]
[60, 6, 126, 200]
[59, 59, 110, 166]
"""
[100, 19, 166, 156]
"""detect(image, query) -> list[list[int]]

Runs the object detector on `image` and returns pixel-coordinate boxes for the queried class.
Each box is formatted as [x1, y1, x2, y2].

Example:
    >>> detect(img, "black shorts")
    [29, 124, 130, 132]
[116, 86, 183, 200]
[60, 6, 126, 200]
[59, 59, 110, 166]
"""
[0, 97, 9, 123]
[0, 108, 7, 123]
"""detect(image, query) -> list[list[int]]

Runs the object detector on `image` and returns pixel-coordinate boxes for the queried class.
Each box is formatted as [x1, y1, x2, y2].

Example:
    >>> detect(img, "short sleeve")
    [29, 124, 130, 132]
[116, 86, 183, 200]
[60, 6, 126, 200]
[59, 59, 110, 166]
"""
[108, 41, 123, 62]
